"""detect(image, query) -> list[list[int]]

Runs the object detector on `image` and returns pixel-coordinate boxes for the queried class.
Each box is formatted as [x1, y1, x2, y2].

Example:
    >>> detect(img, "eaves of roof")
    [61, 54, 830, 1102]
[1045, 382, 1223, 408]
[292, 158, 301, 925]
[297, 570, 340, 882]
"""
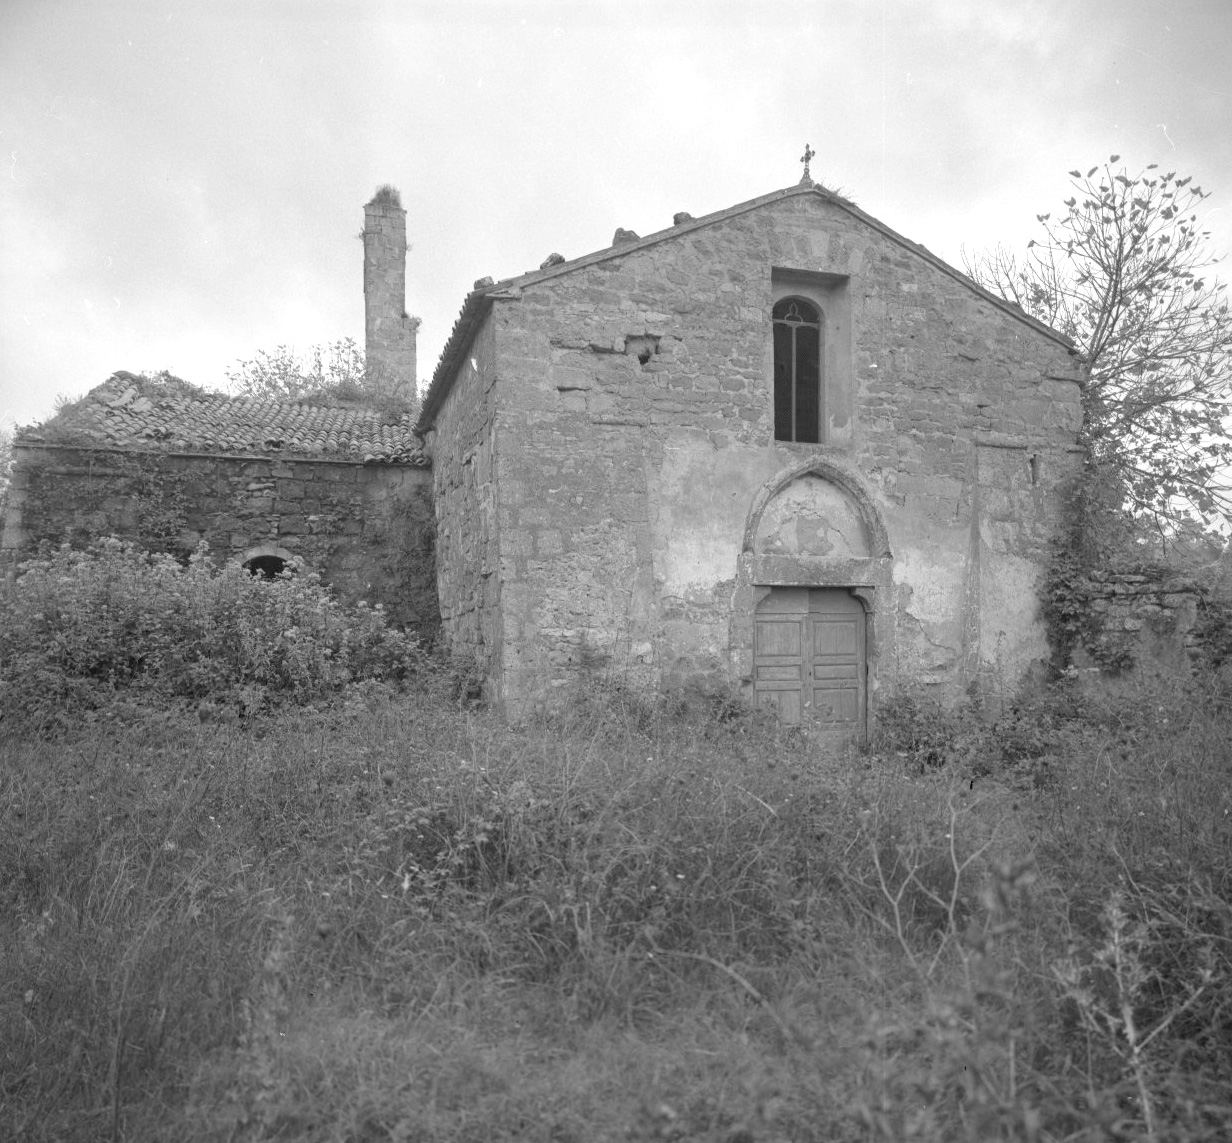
[416, 182, 1079, 431]
[11, 440, 424, 468]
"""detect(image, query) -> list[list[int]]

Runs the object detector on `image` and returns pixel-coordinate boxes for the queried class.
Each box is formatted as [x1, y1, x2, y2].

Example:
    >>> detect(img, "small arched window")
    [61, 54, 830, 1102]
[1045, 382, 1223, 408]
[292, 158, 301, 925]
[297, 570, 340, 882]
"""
[244, 554, 289, 580]
[773, 296, 823, 443]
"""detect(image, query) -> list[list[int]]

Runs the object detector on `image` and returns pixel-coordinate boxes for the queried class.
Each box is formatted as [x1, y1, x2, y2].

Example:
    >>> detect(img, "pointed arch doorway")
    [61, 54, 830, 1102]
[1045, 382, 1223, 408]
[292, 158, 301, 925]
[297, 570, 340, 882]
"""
[732, 456, 892, 743]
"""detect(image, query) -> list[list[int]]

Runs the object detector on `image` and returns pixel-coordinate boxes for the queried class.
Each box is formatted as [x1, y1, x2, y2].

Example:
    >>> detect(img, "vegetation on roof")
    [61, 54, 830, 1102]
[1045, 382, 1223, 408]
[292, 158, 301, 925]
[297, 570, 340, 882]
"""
[15, 361, 424, 463]
[368, 184, 402, 209]
[48, 372, 210, 421]
[225, 339, 418, 420]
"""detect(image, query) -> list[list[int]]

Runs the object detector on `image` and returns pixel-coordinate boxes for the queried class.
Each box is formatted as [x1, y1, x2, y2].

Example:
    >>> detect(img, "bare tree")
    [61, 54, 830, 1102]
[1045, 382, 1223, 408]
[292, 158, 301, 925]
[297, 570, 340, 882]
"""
[966, 157, 1232, 525]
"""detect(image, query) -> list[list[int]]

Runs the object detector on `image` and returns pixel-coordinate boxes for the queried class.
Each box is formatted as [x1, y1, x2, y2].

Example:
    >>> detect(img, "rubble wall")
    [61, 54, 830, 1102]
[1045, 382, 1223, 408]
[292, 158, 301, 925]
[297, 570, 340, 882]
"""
[474, 192, 1085, 709]
[1, 444, 437, 632]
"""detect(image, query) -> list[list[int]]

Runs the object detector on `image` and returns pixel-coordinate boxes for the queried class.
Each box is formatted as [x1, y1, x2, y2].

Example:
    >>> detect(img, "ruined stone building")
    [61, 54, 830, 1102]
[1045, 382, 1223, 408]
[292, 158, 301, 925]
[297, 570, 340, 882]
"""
[4, 173, 1088, 733]
[0, 188, 436, 630]
[1, 378, 436, 629]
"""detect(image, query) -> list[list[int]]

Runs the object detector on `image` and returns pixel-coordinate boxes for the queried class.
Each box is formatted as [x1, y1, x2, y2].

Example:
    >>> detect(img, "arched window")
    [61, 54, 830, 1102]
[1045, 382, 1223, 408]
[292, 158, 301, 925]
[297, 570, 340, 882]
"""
[773, 296, 823, 443]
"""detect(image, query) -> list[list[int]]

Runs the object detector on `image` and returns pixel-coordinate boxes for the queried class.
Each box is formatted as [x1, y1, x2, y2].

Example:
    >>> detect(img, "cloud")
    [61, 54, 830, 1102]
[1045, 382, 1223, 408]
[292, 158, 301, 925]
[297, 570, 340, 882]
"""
[1, 0, 1229, 425]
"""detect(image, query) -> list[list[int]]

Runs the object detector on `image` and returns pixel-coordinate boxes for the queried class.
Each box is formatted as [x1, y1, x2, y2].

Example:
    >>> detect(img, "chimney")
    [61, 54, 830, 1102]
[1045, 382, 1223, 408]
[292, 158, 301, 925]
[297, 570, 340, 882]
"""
[363, 185, 419, 401]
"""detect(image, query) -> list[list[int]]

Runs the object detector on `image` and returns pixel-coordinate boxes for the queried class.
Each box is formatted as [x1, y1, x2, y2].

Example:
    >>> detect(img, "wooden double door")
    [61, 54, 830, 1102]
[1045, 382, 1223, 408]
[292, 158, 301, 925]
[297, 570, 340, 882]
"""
[753, 587, 867, 735]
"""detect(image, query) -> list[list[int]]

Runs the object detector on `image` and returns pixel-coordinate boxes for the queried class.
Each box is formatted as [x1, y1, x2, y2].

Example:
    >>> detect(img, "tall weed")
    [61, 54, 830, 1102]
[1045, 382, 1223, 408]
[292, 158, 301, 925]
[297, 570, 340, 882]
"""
[0, 539, 424, 732]
[2, 669, 1230, 1139]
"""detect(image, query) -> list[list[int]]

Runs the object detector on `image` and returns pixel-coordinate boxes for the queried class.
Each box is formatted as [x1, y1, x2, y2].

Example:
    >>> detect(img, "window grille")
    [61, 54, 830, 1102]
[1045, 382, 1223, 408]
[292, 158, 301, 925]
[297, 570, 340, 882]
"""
[773, 297, 823, 443]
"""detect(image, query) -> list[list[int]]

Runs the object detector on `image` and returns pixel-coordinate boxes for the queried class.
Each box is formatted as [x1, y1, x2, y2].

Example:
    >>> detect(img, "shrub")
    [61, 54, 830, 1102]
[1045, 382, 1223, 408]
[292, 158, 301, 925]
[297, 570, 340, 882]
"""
[0, 538, 424, 732]
[869, 690, 988, 772]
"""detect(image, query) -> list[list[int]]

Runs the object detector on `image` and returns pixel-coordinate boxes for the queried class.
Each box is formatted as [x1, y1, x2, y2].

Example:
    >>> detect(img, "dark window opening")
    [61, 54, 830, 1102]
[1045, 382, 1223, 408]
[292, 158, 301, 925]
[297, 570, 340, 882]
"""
[773, 297, 823, 443]
[625, 334, 660, 368]
[245, 555, 288, 579]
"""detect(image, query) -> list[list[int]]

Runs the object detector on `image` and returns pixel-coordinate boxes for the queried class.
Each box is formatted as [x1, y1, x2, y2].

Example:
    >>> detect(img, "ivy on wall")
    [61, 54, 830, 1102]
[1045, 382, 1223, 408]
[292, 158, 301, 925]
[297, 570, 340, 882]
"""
[16, 449, 193, 559]
[1040, 471, 1127, 674]
[1037, 469, 1210, 677]
[1041, 549, 1099, 671]
[10, 445, 441, 637]
[1193, 594, 1232, 670]
[1040, 553, 1137, 675]
[1038, 470, 1232, 678]
[368, 492, 439, 634]
[122, 453, 193, 556]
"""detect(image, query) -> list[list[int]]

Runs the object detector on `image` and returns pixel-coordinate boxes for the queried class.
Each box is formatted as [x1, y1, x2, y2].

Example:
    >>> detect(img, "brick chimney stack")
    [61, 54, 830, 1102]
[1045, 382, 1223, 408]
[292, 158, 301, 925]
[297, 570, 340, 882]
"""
[363, 185, 419, 401]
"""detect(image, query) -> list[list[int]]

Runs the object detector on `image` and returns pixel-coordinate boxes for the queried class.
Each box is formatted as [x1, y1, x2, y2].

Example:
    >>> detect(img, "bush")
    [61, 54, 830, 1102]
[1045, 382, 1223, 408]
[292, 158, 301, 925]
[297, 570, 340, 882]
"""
[869, 690, 987, 772]
[0, 538, 424, 732]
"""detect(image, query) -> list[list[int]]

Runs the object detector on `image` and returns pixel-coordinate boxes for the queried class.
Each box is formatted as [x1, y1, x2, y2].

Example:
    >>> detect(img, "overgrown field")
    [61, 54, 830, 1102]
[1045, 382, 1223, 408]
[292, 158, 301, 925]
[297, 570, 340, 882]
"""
[2, 545, 1231, 1141]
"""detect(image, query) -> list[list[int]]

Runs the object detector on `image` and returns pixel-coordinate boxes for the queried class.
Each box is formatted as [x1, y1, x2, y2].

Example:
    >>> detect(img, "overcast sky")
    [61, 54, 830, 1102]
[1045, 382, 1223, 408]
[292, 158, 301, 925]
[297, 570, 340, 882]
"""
[2, 0, 1230, 430]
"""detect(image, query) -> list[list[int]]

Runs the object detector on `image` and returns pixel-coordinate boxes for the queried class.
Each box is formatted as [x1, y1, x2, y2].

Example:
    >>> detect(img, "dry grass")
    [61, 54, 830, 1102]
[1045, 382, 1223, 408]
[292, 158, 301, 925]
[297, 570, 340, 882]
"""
[3, 673, 1231, 1141]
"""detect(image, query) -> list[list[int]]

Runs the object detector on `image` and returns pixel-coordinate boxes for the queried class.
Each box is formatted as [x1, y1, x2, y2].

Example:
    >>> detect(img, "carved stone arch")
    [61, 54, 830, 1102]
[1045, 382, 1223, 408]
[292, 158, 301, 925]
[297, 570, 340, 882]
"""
[730, 457, 894, 740]
[742, 455, 891, 558]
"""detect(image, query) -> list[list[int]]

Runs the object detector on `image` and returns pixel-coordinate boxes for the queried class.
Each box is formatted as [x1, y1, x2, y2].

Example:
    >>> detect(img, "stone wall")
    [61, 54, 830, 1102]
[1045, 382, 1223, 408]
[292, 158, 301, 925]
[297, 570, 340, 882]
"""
[426, 312, 503, 675]
[438, 190, 1085, 710]
[1075, 571, 1205, 677]
[1, 444, 438, 632]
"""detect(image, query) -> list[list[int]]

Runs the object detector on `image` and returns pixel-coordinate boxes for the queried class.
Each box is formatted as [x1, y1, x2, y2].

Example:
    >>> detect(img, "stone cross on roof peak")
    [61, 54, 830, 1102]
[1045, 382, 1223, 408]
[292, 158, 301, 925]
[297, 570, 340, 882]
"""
[799, 143, 816, 186]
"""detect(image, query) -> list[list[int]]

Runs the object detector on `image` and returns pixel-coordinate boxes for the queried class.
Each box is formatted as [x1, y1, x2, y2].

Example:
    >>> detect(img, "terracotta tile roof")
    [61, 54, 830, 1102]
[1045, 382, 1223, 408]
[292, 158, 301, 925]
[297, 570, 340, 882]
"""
[20, 377, 427, 465]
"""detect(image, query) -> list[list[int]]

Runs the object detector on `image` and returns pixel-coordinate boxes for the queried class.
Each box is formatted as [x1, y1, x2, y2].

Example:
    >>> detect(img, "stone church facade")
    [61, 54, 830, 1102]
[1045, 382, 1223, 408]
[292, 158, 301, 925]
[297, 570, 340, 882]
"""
[4, 176, 1086, 732]
[413, 177, 1086, 727]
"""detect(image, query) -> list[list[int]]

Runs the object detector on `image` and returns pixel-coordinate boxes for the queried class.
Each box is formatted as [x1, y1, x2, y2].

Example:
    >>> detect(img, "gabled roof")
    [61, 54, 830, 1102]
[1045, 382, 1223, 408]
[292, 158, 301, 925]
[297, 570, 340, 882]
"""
[19, 375, 427, 465]
[418, 181, 1076, 430]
